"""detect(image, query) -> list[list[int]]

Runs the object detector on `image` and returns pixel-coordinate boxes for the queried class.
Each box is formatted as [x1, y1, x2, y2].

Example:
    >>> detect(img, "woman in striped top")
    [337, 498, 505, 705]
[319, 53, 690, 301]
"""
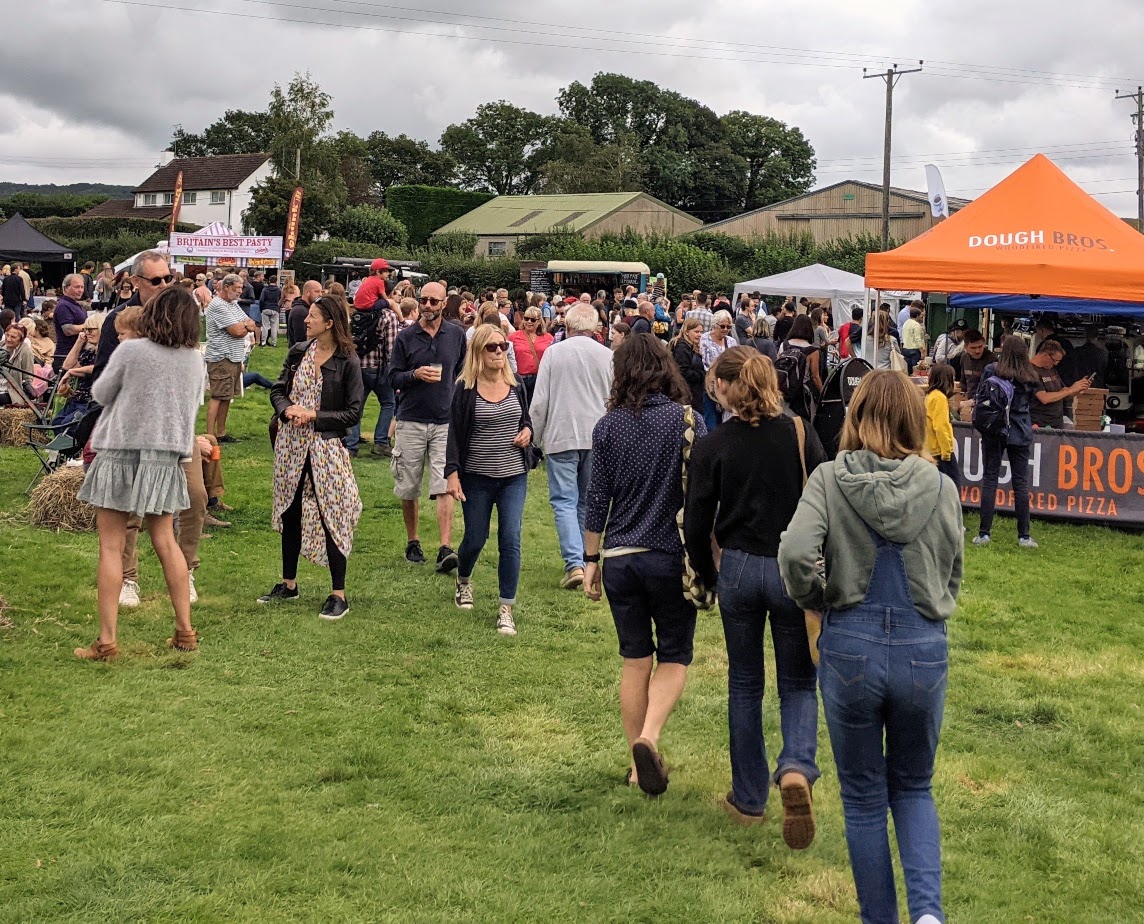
[445, 324, 535, 636]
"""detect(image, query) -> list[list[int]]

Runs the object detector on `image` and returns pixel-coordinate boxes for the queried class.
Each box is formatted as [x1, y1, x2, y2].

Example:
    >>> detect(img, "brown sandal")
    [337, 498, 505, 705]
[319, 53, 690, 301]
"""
[631, 738, 669, 797]
[167, 628, 199, 652]
[74, 639, 119, 661]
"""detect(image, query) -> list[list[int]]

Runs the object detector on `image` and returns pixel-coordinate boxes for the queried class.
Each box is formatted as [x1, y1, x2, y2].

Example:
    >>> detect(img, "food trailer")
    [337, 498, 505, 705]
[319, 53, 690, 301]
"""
[528, 260, 651, 298]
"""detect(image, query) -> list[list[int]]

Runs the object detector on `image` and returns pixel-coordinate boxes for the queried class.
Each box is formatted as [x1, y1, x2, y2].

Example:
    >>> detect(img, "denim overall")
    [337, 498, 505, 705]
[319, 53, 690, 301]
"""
[819, 527, 949, 924]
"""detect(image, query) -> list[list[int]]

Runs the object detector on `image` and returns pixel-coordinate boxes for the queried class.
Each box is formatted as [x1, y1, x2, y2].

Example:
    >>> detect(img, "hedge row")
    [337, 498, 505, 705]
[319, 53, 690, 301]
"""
[385, 185, 494, 246]
[29, 216, 197, 240]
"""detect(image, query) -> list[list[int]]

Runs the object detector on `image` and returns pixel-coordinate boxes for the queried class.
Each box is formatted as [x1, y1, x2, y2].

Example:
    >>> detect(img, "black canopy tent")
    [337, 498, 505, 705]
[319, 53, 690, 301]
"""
[0, 213, 75, 290]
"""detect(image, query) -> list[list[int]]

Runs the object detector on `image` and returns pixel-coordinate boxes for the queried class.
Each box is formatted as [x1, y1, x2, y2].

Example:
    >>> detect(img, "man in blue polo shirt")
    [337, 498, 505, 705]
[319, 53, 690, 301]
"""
[388, 281, 467, 569]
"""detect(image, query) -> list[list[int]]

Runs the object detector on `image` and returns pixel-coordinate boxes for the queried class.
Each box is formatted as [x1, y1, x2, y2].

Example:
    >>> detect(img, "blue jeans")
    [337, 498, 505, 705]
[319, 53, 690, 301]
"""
[545, 449, 591, 572]
[718, 549, 819, 815]
[458, 471, 528, 604]
[820, 530, 948, 924]
[702, 393, 722, 433]
[345, 366, 395, 452]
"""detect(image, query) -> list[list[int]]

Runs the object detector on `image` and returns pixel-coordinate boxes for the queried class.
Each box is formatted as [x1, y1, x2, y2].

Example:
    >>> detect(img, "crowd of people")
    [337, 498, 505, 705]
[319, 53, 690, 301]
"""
[16, 249, 1102, 924]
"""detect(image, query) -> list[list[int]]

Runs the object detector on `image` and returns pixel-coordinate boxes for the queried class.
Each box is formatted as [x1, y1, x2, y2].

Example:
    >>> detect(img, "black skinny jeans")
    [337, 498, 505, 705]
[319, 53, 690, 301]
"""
[281, 457, 347, 591]
[979, 437, 1032, 539]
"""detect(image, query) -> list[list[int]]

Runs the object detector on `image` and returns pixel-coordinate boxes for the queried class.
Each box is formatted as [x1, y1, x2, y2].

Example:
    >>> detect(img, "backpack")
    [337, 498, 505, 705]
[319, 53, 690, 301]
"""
[350, 307, 381, 359]
[775, 343, 813, 414]
[838, 322, 852, 359]
[972, 375, 1015, 438]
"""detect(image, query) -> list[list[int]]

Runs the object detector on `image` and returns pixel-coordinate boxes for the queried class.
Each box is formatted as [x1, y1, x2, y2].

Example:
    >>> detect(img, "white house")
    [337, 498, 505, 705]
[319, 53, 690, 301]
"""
[82, 152, 274, 233]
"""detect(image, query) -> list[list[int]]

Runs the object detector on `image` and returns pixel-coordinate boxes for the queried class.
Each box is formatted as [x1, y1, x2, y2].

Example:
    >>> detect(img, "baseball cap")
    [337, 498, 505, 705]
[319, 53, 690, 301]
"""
[563, 295, 579, 306]
[950, 319, 968, 331]
[370, 258, 391, 272]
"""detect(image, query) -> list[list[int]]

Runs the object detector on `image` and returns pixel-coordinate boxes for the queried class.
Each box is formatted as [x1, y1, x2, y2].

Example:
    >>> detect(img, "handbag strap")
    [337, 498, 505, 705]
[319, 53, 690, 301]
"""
[792, 414, 808, 488]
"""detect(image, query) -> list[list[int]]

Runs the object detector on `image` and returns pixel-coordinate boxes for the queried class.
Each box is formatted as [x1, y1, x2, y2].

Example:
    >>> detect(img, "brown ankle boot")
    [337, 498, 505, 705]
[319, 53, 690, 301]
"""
[74, 639, 119, 661]
[167, 628, 198, 652]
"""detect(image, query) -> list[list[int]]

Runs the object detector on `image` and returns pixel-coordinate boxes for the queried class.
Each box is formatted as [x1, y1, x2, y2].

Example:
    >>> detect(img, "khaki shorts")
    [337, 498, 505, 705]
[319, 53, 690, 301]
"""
[207, 359, 241, 401]
[392, 420, 449, 500]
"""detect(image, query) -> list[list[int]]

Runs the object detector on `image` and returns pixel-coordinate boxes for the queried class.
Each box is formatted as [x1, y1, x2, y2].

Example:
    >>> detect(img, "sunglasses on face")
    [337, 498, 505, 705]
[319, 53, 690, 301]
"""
[717, 324, 732, 330]
[484, 341, 509, 354]
[137, 274, 174, 287]
[419, 296, 443, 307]
[524, 316, 540, 322]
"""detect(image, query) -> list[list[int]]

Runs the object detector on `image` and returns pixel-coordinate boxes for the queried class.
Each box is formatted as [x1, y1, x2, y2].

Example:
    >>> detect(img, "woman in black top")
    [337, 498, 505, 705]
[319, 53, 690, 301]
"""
[445, 324, 534, 637]
[259, 296, 364, 620]
[671, 317, 706, 411]
[684, 346, 826, 844]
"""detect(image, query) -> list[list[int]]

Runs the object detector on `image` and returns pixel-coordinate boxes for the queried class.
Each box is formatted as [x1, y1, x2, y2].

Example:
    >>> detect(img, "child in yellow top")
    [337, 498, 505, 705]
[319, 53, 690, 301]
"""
[925, 363, 959, 485]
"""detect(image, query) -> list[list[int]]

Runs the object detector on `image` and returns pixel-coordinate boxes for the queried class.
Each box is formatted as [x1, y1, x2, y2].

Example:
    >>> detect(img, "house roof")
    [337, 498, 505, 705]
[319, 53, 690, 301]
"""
[433, 192, 695, 236]
[80, 198, 172, 220]
[701, 180, 973, 231]
[134, 153, 272, 193]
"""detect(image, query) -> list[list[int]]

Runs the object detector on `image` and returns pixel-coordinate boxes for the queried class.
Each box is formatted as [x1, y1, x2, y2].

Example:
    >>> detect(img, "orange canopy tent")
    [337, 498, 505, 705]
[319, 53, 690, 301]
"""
[865, 154, 1144, 302]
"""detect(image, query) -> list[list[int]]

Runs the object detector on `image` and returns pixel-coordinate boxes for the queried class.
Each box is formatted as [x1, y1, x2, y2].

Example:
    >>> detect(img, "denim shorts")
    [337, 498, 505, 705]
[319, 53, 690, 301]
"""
[603, 550, 697, 665]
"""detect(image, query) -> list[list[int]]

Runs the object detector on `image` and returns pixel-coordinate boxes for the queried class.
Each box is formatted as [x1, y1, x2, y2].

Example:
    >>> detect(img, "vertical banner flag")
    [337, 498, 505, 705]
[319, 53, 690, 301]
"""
[168, 170, 184, 237]
[283, 186, 304, 260]
[925, 164, 950, 219]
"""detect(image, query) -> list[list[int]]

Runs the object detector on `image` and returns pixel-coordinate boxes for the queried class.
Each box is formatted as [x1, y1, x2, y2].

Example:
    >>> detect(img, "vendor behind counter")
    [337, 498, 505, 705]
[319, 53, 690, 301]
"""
[1060, 325, 1110, 387]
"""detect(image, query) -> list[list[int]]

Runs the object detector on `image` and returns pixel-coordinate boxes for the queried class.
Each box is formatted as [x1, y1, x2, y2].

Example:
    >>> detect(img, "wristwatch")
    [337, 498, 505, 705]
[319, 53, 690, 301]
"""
[584, 553, 601, 564]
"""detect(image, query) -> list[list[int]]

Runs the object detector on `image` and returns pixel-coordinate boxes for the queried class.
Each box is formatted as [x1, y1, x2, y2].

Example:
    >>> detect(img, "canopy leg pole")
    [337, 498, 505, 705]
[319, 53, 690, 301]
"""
[873, 289, 881, 366]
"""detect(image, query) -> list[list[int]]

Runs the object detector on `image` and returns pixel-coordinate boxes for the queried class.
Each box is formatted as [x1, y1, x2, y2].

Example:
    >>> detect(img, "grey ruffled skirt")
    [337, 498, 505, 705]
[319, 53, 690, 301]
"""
[78, 449, 189, 516]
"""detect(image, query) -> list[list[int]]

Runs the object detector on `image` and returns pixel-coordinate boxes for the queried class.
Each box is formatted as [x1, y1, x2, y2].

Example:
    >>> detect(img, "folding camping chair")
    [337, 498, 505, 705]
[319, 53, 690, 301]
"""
[22, 399, 99, 494]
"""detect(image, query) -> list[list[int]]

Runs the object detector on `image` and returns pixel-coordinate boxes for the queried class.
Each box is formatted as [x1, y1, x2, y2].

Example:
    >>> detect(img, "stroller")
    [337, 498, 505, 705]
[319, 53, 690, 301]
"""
[813, 357, 873, 457]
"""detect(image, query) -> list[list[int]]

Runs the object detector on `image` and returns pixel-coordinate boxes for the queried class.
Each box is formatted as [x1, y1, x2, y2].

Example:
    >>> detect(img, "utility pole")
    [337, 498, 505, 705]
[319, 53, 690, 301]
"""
[864, 61, 923, 250]
[1115, 86, 1144, 231]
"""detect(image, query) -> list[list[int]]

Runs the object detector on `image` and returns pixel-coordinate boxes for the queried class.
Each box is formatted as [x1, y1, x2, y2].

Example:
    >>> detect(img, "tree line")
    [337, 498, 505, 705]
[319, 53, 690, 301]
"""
[169, 72, 816, 245]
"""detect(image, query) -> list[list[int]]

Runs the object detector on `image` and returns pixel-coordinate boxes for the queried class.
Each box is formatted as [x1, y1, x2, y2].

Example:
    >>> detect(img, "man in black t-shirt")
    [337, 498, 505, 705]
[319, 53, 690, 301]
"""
[952, 330, 996, 396]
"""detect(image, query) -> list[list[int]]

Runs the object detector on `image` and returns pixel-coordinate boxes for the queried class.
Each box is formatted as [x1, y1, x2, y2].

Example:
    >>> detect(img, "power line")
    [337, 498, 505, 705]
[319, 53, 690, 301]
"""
[97, 0, 1142, 91]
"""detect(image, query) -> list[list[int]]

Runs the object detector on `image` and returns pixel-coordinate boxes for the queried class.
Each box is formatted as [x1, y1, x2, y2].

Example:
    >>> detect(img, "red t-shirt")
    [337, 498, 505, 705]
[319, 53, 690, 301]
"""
[353, 275, 387, 310]
[508, 330, 553, 375]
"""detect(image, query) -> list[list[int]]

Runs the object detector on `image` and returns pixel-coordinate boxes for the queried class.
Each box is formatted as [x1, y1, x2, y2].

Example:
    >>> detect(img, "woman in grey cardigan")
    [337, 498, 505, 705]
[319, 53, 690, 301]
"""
[75, 287, 205, 661]
[778, 370, 963, 924]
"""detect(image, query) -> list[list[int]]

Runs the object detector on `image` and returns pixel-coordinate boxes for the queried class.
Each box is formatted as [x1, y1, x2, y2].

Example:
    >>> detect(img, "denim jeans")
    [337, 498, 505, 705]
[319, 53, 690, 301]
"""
[819, 529, 948, 924]
[458, 471, 528, 604]
[345, 366, 395, 452]
[903, 348, 922, 374]
[702, 393, 722, 433]
[717, 549, 820, 815]
[545, 449, 592, 572]
[979, 437, 1031, 539]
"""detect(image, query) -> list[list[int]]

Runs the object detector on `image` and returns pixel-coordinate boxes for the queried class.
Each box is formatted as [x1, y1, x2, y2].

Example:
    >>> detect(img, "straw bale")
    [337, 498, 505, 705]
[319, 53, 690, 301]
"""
[28, 466, 96, 532]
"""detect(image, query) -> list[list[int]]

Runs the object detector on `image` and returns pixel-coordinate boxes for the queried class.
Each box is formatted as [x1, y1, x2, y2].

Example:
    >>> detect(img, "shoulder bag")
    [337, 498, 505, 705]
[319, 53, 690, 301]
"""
[676, 405, 717, 610]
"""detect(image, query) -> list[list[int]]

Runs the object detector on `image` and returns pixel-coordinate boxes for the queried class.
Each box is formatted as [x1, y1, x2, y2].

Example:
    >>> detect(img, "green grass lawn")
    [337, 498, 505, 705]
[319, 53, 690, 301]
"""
[2, 344, 1143, 923]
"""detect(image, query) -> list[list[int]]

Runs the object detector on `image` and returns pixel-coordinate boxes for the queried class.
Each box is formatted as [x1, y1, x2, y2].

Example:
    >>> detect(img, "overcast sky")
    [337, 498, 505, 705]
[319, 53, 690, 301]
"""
[6, 0, 1144, 214]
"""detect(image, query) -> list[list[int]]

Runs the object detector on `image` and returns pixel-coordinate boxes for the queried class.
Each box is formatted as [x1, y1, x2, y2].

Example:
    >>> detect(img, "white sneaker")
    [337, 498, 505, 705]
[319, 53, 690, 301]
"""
[496, 605, 517, 636]
[119, 580, 141, 608]
[455, 579, 474, 610]
[915, 915, 943, 924]
[1018, 536, 1039, 549]
[188, 573, 198, 604]
[972, 534, 991, 546]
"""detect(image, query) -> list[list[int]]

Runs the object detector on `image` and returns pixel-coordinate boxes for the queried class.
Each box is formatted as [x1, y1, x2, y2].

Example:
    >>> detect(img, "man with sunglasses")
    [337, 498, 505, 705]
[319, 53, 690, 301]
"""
[92, 251, 174, 381]
[388, 281, 467, 569]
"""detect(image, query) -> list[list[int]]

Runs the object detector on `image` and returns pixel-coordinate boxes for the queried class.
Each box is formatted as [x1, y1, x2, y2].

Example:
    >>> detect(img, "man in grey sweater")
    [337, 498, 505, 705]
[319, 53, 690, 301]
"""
[530, 303, 614, 590]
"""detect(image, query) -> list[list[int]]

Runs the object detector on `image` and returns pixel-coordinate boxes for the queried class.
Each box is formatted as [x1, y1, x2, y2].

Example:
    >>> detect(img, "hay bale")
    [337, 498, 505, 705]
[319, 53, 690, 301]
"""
[0, 407, 37, 446]
[28, 466, 96, 531]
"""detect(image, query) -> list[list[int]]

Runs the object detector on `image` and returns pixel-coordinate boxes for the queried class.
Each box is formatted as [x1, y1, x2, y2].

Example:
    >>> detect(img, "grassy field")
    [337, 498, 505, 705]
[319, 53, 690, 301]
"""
[1, 344, 1143, 923]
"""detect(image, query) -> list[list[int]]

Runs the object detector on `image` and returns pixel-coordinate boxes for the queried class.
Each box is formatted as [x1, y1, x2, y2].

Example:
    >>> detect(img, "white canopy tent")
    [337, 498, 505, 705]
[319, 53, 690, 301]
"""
[733, 263, 869, 307]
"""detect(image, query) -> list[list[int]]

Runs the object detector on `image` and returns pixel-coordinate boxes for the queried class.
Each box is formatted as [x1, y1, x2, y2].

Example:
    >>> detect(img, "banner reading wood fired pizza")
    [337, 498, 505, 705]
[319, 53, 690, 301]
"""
[954, 422, 1144, 525]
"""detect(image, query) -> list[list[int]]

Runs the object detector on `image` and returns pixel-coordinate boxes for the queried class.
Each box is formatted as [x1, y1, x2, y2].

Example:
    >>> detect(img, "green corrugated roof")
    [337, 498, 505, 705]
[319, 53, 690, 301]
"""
[433, 192, 645, 236]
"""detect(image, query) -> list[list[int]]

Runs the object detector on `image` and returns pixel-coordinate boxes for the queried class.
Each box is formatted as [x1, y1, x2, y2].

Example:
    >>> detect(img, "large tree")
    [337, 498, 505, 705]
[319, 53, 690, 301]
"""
[539, 125, 644, 194]
[266, 72, 335, 177]
[440, 102, 552, 195]
[721, 111, 816, 212]
[170, 110, 272, 158]
[366, 131, 455, 192]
